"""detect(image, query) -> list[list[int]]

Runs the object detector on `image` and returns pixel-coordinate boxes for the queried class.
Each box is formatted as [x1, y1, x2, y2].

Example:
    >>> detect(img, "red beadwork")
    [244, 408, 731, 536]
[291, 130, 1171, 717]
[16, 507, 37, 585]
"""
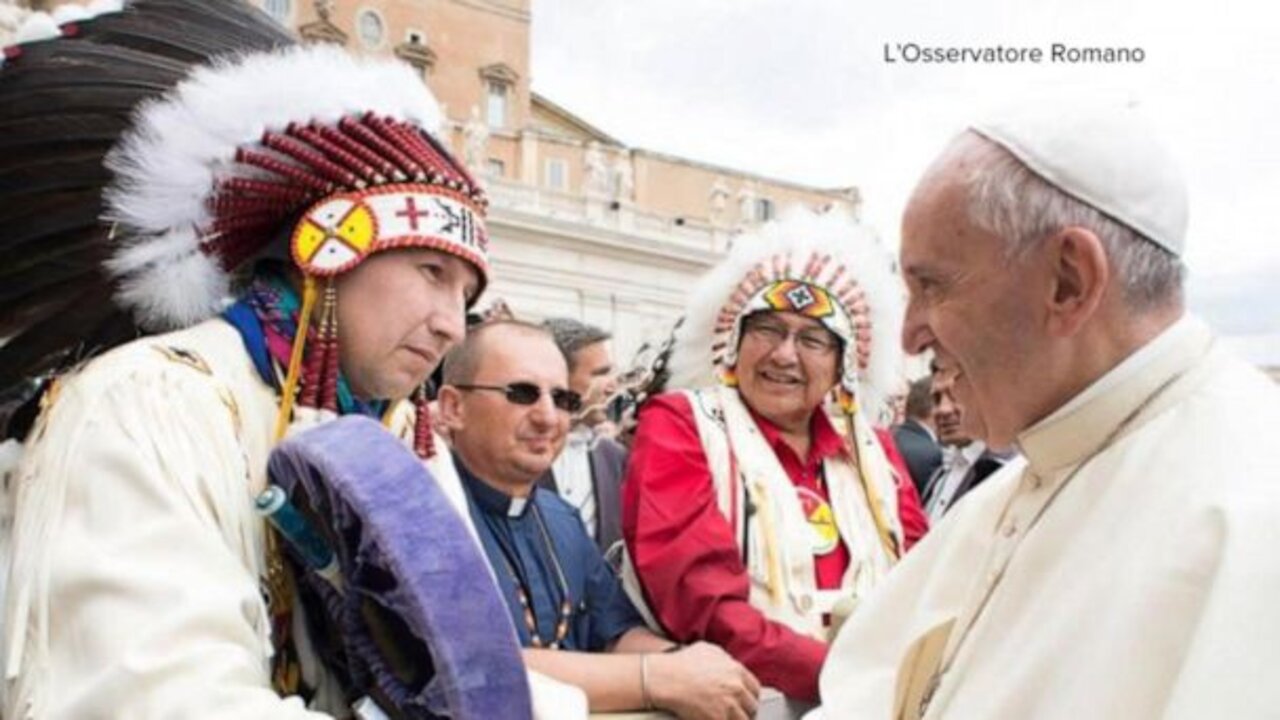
[387, 117, 484, 197]
[209, 209, 283, 235]
[413, 392, 435, 459]
[316, 123, 396, 180]
[344, 114, 420, 180]
[391, 123, 454, 179]
[286, 123, 380, 184]
[216, 177, 315, 202]
[207, 194, 298, 216]
[261, 131, 362, 188]
[196, 113, 488, 280]
[298, 323, 323, 410]
[234, 147, 334, 194]
[361, 114, 431, 179]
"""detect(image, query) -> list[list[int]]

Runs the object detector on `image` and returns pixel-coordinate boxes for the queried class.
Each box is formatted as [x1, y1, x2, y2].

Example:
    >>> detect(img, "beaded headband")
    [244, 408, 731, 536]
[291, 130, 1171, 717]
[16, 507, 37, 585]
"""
[714, 251, 874, 411]
[217, 114, 489, 281]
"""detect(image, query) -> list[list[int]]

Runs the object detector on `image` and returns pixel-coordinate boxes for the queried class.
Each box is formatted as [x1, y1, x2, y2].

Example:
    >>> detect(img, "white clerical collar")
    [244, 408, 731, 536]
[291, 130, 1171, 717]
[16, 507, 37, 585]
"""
[508, 495, 529, 518]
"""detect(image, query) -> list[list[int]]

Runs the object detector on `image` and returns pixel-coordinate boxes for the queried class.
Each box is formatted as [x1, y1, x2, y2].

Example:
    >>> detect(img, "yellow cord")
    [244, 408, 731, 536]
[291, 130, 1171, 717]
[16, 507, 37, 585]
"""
[273, 275, 318, 442]
[749, 477, 785, 608]
[849, 413, 901, 560]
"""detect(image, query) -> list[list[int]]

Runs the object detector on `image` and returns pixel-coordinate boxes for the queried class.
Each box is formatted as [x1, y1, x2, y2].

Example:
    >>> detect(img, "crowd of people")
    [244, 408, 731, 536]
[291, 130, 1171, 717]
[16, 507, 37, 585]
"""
[1, 1, 1277, 719]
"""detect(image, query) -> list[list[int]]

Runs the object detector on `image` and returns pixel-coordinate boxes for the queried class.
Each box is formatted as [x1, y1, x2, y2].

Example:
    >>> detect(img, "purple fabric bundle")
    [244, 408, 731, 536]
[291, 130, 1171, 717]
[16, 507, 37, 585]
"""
[268, 416, 532, 719]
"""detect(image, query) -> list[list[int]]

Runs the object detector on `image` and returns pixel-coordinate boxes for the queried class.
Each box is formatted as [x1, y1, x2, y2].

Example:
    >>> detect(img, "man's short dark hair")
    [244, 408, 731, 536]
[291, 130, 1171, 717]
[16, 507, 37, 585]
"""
[542, 318, 611, 371]
[442, 319, 551, 386]
[904, 377, 934, 421]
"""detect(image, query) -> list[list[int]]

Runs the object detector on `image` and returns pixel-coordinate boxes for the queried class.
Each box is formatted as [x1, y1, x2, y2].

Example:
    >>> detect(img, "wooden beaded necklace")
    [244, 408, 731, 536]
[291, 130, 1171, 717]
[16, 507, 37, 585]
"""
[494, 501, 573, 649]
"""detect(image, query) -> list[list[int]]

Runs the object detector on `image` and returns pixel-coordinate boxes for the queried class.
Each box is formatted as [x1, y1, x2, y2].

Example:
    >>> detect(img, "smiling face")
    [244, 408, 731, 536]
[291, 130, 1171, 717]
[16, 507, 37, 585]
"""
[335, 247, 479, 401]
[734, 310, 841, 434]
[440, 325, 572, 491]
[899, 165, 1048, 447]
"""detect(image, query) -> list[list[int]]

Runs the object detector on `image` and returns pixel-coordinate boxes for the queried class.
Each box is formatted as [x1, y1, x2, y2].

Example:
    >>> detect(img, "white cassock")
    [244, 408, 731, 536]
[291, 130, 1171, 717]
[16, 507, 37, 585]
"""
[809, 316, 1280, 720]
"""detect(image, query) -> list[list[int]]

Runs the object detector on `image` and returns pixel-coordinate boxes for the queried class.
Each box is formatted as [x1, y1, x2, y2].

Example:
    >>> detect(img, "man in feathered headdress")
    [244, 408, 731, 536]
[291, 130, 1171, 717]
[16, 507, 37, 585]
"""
[0, 1, 567, 718]
[620, 210, 927, 706]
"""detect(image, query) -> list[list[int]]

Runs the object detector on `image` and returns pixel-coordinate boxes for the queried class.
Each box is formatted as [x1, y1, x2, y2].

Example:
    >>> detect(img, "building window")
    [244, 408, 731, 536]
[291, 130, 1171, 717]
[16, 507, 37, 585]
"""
[486, 158, 505, 178]
[486, 81, 508, 128]
[264, 0, 291, 23]
[544, 158, 567, 190]
[357, 9, 385, 48]
[756, 197, 775, 222]
[394, 28, 436, 79]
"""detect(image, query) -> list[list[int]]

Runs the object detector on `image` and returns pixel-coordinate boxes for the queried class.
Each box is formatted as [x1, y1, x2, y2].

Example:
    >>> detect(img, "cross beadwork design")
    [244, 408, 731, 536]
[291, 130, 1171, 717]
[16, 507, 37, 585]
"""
[394, 196, 432, 231]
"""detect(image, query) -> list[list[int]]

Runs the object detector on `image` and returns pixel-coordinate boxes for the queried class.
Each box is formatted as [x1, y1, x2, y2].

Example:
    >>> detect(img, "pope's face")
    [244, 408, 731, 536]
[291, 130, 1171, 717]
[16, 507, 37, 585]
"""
[336, 248, 479, 401]
[900, 171, 1045, 446]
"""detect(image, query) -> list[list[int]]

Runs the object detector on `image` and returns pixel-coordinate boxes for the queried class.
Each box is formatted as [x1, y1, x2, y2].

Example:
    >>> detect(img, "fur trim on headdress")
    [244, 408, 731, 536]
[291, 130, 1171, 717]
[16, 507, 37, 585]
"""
[104, 43, 444, 330]
[665, 208, 906, 423]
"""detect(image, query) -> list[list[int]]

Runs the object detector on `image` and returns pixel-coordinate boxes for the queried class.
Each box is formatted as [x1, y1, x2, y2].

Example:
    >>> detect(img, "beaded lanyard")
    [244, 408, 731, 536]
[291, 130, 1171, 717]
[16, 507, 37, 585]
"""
[494, 502, 574, 649]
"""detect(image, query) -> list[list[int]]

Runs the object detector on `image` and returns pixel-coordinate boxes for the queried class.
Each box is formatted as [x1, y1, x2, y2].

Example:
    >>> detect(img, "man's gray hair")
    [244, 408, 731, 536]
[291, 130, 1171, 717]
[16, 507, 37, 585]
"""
[949, 131, 1184, 312]
[542, 318, 611, 371]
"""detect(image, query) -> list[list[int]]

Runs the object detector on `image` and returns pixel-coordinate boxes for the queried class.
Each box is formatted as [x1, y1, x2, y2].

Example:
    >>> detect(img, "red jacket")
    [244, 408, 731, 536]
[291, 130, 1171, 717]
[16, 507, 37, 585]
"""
[621, 393, 928, 701]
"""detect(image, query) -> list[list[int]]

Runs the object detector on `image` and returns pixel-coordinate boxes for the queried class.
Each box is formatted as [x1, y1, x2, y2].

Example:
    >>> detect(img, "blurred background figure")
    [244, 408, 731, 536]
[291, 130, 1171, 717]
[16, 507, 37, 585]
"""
[921, 364, 1014, 520]
[541, 318, 628, 553]
[890, 377, 942, 495]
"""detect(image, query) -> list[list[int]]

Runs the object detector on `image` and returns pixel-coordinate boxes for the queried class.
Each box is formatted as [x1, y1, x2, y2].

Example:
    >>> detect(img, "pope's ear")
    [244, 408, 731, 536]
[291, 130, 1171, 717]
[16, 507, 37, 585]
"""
[436, 386, 465, 430]
[1045, 226, 1109, 337]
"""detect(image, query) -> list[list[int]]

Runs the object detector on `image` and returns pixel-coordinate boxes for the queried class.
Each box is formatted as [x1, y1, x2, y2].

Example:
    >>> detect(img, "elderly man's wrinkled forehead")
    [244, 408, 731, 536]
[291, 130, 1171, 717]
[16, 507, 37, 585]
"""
[911, 132, 1003, 204]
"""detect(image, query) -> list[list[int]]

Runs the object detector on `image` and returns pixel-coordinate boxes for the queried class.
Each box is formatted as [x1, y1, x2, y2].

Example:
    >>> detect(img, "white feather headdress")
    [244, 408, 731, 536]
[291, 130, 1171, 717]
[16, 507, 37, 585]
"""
[104, 43, 446, 330]
[665, 208, 906, 423]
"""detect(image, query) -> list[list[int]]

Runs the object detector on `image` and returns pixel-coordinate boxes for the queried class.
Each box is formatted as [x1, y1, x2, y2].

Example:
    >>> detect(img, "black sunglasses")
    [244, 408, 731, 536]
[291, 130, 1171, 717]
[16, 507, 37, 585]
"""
[453, 382, 583, 413]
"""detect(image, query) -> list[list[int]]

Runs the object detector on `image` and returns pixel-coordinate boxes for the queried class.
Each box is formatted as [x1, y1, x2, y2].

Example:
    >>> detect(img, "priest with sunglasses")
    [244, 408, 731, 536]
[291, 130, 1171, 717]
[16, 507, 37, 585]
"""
[437, 320, 761, 719]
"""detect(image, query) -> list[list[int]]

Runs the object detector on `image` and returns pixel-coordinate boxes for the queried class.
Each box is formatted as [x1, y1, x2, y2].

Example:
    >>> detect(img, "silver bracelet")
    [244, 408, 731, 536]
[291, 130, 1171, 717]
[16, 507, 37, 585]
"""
[640, 654, 654, 710]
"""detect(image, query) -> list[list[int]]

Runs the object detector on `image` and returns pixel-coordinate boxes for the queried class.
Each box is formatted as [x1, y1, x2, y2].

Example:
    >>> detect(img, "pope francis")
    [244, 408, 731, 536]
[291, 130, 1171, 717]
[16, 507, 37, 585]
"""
[809, 101, 1280, 719]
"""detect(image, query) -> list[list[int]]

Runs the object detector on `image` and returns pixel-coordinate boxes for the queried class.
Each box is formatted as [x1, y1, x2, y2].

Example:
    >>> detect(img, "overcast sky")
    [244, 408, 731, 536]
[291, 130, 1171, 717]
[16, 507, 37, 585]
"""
[528, 0, 1280, 360]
